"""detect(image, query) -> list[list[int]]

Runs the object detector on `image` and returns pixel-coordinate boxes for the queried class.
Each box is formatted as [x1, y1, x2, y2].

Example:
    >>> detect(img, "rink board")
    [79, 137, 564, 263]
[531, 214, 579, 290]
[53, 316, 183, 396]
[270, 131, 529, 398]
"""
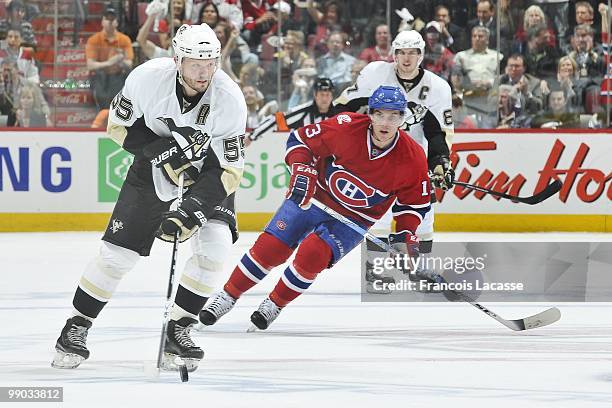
[0, 129, 610, 232]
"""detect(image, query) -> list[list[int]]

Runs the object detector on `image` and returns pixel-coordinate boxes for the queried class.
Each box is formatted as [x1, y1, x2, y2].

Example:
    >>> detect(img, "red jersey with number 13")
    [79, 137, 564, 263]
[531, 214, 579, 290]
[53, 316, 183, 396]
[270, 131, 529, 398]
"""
[285, 112, 431, 234]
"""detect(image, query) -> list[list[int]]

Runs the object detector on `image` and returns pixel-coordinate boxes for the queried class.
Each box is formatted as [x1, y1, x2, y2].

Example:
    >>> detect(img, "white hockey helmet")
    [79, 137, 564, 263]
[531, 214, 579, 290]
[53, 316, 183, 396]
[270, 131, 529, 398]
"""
[172, 23, 221, 81]
[392, 30, 425, 65]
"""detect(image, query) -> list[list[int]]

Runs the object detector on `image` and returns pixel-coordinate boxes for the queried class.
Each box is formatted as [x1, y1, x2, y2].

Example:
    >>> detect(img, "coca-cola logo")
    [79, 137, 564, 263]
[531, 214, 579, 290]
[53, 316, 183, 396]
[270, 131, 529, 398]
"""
[436, 139, 612, 204]
[54, 93, 91, 105]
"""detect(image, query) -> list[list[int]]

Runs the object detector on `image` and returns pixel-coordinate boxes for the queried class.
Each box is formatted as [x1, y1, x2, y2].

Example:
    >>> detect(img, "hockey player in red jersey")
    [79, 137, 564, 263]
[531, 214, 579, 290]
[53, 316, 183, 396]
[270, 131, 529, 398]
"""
[199, 85, 431, 330]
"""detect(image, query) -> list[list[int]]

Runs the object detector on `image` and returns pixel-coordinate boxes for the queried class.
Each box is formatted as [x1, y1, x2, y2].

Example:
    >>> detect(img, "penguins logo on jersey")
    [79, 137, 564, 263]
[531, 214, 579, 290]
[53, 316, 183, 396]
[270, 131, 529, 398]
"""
[401, 102, 427, 129]
[157, 117, 211, 160]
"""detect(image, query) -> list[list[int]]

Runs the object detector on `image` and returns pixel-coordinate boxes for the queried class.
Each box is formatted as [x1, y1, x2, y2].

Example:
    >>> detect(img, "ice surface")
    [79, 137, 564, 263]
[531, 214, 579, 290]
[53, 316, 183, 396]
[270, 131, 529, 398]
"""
[1, 232, 611, 407]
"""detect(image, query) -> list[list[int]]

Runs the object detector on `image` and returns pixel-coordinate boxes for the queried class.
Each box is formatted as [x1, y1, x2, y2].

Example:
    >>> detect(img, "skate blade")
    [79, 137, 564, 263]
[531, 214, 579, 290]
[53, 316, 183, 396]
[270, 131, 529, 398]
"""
[366, 282, 392, 294]
[192, 323, 207, 332]
[51, 351, 85, 369]
[160, 353, 200, 373]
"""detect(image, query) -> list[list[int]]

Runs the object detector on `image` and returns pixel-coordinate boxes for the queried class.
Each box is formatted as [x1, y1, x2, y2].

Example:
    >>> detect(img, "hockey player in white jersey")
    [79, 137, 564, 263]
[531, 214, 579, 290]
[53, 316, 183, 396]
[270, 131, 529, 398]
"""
[335, 30, 454, 286]
[51, 24, 246, 372]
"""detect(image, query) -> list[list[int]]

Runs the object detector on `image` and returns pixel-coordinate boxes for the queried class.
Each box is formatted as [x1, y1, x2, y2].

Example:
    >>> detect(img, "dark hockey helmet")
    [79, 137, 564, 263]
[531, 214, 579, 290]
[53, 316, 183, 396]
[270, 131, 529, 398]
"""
[313, 77, 334, 92]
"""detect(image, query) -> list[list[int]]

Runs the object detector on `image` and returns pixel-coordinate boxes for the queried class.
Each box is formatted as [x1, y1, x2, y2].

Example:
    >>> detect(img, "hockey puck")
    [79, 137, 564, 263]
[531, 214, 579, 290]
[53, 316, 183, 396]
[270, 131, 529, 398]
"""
[179, 364, 189, 382]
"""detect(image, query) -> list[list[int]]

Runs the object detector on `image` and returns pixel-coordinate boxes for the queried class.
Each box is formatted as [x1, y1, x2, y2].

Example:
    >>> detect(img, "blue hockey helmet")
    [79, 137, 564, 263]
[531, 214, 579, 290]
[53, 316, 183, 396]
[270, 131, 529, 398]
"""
[367, 86, 407, 113]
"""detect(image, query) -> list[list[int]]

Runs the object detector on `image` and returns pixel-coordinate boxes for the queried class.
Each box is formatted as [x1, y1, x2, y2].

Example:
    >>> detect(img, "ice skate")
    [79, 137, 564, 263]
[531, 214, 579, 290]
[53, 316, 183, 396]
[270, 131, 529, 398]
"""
[406, 259, 444, 293]
[250, 298, 282, 330]
[199, 290, 237, 325]
[51, 316, 92, 369]
[365, 261, 395, 294]
[161, 317, 203, 372]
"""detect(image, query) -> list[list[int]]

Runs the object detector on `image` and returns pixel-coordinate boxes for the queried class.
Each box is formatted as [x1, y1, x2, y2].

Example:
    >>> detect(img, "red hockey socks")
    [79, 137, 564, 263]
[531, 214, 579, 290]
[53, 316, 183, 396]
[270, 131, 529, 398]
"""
[224, 233, 293, 299]
[269, 233, 332, 307]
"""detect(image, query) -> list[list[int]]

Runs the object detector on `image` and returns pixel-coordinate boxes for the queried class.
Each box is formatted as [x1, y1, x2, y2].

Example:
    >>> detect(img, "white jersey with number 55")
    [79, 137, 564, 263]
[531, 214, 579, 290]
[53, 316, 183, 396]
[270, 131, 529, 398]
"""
[335, 61, 453, 157]
[108, 57, 247, 201]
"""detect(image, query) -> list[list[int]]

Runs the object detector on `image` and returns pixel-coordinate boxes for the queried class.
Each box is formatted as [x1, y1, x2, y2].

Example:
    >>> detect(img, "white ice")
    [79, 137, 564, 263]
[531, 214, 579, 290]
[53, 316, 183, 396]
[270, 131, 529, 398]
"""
[1, 231, 611, 408]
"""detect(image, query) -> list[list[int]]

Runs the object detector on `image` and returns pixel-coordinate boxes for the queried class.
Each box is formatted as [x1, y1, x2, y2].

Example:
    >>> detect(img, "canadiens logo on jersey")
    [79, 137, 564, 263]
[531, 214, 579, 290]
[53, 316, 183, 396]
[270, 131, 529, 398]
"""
[325, 162, 388, 208]
[157, 117, 211, 160]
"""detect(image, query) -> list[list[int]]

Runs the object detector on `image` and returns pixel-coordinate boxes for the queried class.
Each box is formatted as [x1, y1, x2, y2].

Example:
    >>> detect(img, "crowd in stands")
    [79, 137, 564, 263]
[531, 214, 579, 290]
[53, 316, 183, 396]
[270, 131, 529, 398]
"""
[0, 0, 610, 130]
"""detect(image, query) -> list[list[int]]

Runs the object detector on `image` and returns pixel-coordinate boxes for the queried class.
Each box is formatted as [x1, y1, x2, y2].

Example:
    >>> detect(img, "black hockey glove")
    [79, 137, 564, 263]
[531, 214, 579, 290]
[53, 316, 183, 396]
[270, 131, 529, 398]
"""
[428, 155, 455, 191]
[143, 137, 199, 187]
[158, 196, 208, 242]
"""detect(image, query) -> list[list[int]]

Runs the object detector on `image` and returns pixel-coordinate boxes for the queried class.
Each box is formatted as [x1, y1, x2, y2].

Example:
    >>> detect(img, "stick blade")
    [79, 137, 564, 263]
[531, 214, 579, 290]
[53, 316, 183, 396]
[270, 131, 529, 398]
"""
[520, 180, 562, 205]
[508, 307, 561, 331]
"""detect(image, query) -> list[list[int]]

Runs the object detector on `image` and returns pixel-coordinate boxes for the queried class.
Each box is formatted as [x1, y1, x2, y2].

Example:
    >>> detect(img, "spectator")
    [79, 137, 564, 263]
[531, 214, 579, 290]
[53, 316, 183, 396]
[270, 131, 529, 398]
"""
[239, 62, 265, 87]
[531, 86, 581, 128]
[451, 94, 477, 129]
[574, 1, 596, 38]
[488, 84, 529, 128]
[433, 4, 468, 53]
[241, 0, 275, 36]
[452, 26, 502, 122]
[496, 0, 522, 56]
[264, 30, 308, 101]
[466, 0, 497, 49]
[11, 82, 52, 128]
[288, 57, 317, 109]
[529, 0, 569, 52]
[155, 0, 191, 48]
[495, 54, 544, 114]
[0, 0, 35, 46]
[519, 23, 560, 80]
[452, 26, 502, 94]
[215, 21, 258, 81]
[197, 1, 223, 28]
[242, 1, 296, 52]
[422, 21, 455, 80]
[306, 0, 352, 57]
[0, 59, 20, 120]
[0, 28, 39, 84]
[349, 59, 367, 84]
[136, 4, 173, 60]
[598, 2, 612, 109]
[243, 84, 278, 130]
[85, 6, 134, 111]
[541, 56, 583, 111]
[358, 24, 393, 63]
[514, 5, 556, 49]
[316, 31, 355, 90]
[568, 24, 605, 81]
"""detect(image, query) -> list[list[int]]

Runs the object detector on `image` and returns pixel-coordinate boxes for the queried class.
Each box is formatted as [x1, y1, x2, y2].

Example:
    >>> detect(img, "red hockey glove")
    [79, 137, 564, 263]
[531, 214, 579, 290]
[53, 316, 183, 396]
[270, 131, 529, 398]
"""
[286, 163, 318, 209]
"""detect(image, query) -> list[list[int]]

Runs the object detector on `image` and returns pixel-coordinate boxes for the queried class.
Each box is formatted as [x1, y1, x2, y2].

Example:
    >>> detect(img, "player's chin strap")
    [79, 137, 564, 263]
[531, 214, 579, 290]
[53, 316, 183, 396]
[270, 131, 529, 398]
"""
[310, 198, 561, 332]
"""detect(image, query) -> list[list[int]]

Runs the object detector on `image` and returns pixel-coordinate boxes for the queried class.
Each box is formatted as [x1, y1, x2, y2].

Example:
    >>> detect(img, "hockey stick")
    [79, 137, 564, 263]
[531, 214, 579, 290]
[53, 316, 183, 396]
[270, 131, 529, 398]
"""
[310, 199, 561, 331]
[155, 172, 189, 381]
[451, 179, 562, 205]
